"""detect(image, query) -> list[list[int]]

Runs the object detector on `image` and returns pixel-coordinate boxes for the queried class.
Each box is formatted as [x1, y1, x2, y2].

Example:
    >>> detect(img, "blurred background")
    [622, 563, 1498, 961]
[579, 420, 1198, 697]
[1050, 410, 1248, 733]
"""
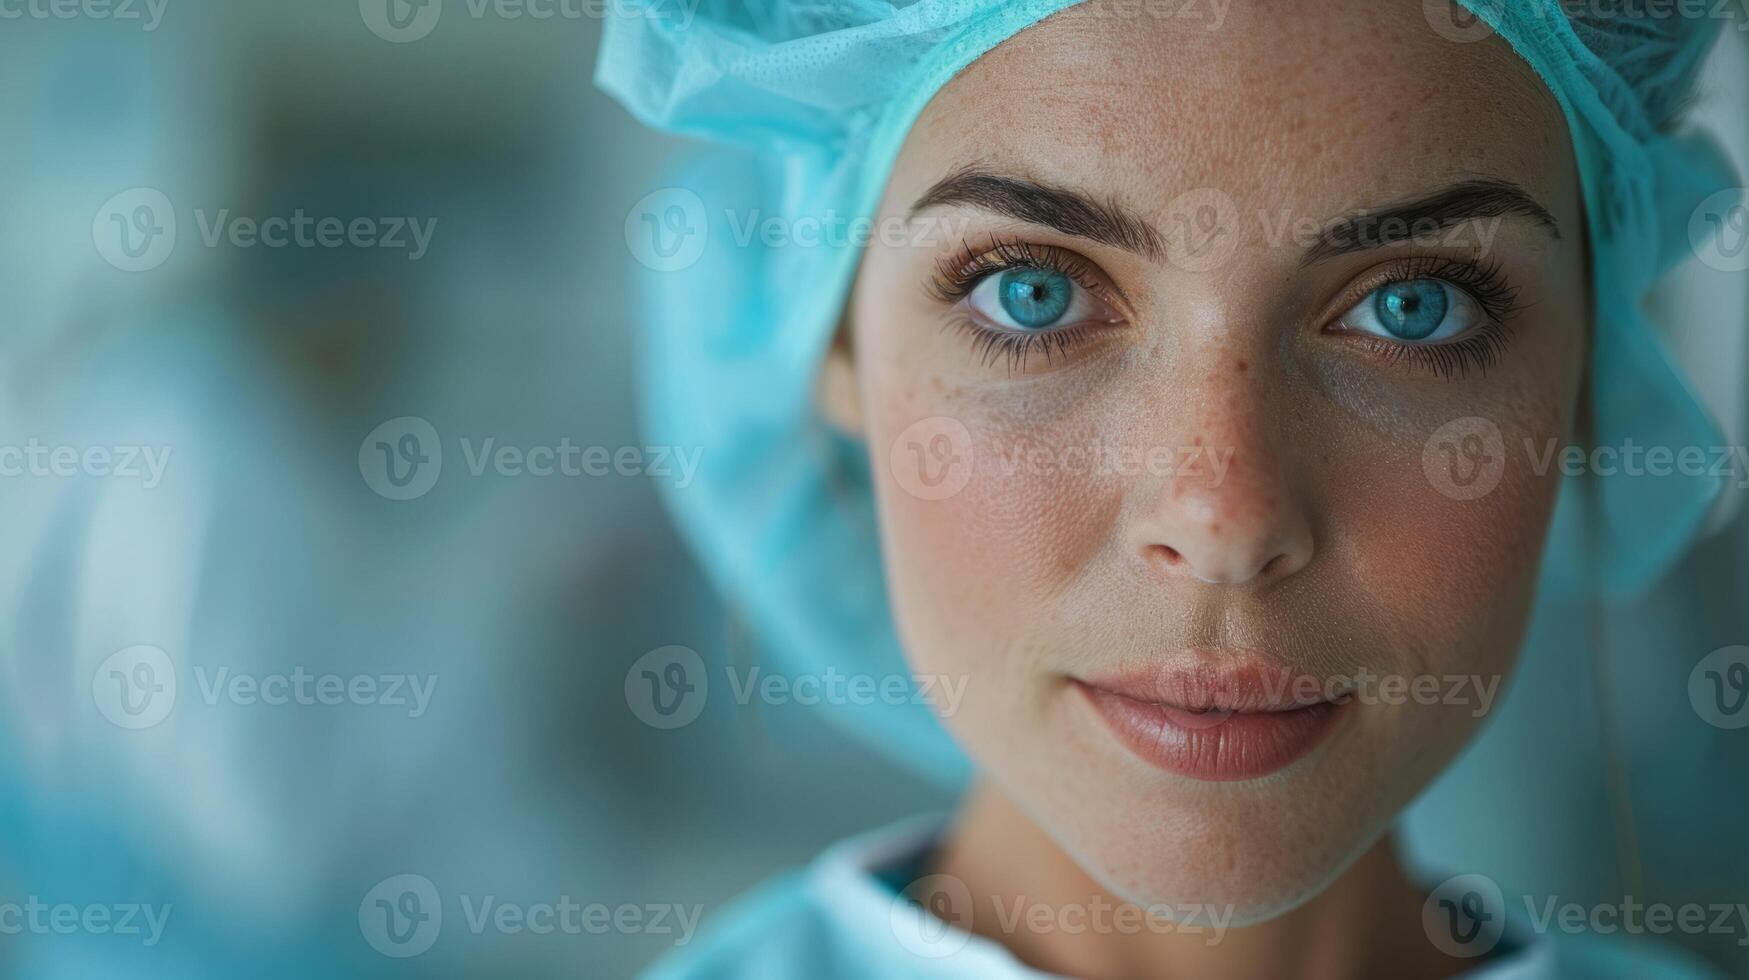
[0, 5, 946, 976]
[0, 3, 1746, 978]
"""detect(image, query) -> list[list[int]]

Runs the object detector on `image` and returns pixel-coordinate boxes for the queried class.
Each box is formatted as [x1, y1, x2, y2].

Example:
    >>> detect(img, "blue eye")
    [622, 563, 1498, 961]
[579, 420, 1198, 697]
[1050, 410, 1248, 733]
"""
[997, 268, 1072, 328]
[1375, 280, 1447, 339]
[967, 266, 1104, 332]
[1339, 278, 1481, 343]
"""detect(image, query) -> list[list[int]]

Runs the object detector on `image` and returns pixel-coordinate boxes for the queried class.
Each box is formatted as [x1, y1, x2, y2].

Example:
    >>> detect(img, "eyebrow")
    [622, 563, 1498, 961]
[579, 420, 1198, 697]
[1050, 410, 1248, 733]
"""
[1302, 178, 1560, 266]
[908, 168, 1559, 265]
[908, 167, 1167, 260]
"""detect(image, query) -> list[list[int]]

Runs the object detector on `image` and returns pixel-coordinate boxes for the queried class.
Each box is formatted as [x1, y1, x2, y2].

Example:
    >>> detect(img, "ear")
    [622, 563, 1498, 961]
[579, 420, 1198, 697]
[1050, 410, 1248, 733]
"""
[815, 312, 865, 436]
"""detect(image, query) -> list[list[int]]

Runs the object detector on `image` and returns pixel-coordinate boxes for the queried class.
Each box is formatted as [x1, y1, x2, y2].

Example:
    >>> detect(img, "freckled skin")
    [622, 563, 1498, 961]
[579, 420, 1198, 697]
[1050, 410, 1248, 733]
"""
[836, 0, 1585, 971]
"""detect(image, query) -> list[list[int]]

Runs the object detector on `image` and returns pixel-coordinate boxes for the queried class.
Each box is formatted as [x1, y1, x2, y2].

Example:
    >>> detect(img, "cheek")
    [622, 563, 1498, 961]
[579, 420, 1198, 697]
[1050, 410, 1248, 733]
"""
[1323, 361, 1573, 693]
[868, 365, 1129, 664]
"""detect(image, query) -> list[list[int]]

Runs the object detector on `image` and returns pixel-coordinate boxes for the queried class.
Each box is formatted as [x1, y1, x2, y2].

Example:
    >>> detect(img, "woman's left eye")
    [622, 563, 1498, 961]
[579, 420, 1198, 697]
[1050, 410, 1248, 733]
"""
[967, 267, 1103, 331]
[1337, 278, 1483, 343]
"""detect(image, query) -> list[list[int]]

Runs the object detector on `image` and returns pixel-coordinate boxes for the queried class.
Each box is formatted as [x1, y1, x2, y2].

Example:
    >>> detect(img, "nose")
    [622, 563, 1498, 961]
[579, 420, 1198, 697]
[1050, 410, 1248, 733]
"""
[1128, 371, 1313, 588]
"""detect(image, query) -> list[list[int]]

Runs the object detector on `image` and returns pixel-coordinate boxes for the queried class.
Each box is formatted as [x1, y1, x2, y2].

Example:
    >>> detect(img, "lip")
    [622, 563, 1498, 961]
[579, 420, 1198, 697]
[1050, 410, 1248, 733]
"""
[1072, 659, 1348, 782]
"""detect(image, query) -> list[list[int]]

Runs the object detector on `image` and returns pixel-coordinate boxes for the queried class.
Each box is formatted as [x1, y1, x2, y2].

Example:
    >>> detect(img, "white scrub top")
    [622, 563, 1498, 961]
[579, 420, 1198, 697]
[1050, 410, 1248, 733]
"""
[642, 817, 1724, 979]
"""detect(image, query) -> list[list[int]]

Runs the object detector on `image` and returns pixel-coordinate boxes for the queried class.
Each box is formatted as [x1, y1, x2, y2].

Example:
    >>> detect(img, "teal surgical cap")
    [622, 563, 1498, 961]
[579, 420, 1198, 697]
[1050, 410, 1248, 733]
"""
[597, 1, 1740, 784]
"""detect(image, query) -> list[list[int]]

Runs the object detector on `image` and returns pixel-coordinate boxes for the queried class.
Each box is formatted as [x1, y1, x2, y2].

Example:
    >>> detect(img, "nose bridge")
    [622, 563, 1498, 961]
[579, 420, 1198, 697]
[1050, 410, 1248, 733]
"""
[1132, 347, 1312, 586]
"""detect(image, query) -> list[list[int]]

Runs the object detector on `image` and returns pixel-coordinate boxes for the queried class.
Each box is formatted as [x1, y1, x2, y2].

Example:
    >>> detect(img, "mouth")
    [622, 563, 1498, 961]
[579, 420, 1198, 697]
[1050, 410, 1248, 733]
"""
[1071, 660, 1349, 782]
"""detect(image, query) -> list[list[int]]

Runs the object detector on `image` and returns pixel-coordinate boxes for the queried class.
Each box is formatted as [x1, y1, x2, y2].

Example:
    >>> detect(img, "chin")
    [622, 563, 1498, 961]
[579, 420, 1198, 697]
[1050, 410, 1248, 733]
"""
[956, 683, 1482, 926]
[1047, 790, 1394, 927]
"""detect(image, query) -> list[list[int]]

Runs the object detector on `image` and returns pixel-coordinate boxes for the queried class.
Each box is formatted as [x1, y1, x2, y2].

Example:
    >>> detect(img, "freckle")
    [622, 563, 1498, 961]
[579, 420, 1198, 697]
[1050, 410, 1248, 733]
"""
[1211, 522, 1221, 535]
[1235, 359, 1248, 373]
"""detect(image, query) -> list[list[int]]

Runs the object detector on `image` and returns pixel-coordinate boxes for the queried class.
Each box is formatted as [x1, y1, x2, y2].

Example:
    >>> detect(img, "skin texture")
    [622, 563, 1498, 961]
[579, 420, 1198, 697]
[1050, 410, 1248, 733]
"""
[820, 1, 1587, 976]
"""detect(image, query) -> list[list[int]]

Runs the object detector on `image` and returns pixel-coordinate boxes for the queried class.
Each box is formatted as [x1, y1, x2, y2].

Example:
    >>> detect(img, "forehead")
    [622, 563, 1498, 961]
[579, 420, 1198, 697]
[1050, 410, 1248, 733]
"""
[897, 0, 1575, 224]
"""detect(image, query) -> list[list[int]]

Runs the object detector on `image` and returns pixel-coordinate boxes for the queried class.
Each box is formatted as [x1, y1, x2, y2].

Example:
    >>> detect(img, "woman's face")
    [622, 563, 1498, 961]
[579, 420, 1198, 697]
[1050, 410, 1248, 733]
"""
[838, 0, 1587, 923]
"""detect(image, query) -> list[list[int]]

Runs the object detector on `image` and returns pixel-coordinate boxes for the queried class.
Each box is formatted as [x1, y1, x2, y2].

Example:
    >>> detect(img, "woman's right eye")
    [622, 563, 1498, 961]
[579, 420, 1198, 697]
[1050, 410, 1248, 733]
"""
[966, 266, 1107, 332]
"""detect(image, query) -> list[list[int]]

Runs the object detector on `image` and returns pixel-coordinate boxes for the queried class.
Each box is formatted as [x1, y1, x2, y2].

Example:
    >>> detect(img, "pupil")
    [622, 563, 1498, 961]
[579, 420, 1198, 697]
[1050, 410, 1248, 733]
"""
[998, 268, 1072, 329]
[1375, 280, 1446, 340]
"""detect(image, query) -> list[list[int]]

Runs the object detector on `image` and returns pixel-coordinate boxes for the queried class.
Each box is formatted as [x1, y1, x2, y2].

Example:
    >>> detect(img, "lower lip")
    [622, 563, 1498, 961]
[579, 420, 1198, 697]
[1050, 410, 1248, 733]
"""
[1073, 682, 1344, 781]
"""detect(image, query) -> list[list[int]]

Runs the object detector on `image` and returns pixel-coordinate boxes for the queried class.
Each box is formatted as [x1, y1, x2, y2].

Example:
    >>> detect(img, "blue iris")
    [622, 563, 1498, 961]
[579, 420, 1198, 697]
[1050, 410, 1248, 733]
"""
[998, 268, 1072, 329]
[1372, 279, 1449, 340]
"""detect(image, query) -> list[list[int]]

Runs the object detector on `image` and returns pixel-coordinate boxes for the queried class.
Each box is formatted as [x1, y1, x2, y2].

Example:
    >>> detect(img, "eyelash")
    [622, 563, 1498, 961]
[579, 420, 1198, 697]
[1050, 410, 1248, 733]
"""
[926, 239, 1525, 379]
[927, 238, 1123, 372]
[1330, 254, 1524, 380]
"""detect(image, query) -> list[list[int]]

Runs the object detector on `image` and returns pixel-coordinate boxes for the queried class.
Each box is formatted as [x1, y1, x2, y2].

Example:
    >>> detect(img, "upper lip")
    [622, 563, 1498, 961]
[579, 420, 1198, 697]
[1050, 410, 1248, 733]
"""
[1076, 655, 1344, 714]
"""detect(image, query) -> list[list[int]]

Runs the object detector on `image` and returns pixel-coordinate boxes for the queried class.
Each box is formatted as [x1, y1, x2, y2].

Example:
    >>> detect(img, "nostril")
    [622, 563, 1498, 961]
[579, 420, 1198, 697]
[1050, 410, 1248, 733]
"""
[1148, 544, 1185, 567]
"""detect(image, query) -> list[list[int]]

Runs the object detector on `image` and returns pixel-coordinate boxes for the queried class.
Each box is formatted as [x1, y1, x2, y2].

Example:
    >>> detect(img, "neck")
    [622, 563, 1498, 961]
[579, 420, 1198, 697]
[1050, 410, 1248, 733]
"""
[924, 779, 1472, 980]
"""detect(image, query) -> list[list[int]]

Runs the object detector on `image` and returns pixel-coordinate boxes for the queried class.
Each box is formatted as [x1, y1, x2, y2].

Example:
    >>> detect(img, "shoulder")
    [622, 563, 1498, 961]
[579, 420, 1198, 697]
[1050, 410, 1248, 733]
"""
[637, 815, 1029, 980]
[639, 869, 853, 980]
